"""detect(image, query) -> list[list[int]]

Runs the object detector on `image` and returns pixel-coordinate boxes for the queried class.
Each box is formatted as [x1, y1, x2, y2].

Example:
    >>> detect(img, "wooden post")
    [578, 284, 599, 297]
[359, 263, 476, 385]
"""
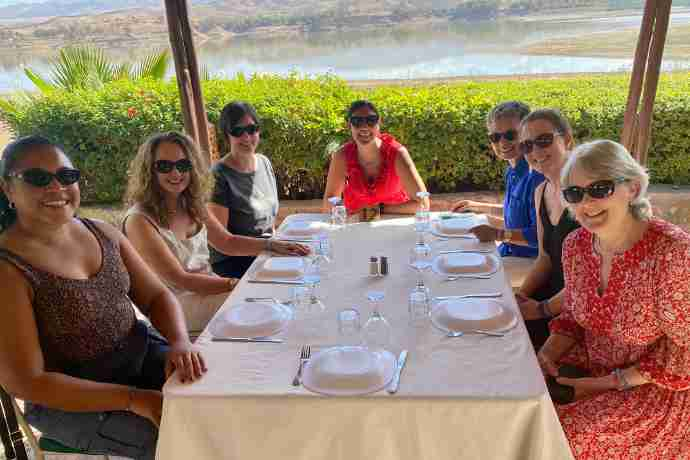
[620, 0, 671, 165]
[163, 0, 212, 163]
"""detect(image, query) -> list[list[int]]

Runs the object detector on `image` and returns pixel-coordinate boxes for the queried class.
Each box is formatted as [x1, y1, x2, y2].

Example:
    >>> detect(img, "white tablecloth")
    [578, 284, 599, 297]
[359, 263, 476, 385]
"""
[157, 217, 574, 460]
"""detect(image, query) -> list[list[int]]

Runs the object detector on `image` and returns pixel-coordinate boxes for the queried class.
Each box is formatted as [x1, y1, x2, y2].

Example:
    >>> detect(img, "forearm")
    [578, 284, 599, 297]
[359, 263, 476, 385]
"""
[13, 372, 132, 413]
[170, 271, 233, 296]
[519, 256, 551, 297]
[544, 291, 564, 315]
[147, 290, 190, 345]
[209, 233, 267, 257]
[541, 333, 577, 362]
[479, 202, 504, 216]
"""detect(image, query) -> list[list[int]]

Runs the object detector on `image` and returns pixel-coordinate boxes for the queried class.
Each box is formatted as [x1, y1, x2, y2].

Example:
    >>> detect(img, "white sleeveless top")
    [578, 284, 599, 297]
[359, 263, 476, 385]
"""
[123, 206, 213, 293]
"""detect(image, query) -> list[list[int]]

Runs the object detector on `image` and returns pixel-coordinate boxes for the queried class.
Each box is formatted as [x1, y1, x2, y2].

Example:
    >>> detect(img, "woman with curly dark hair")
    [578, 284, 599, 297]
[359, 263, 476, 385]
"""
[124, 131, 306, 333]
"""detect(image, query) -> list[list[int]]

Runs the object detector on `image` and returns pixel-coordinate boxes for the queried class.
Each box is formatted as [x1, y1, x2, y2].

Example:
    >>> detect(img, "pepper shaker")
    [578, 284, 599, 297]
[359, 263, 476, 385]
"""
[369, 256, 379, 277]
[379, 256, 389, 276]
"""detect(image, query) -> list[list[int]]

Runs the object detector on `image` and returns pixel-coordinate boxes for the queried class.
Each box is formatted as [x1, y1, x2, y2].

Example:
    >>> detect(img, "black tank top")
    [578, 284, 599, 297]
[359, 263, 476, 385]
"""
[537, 183, 580, 300]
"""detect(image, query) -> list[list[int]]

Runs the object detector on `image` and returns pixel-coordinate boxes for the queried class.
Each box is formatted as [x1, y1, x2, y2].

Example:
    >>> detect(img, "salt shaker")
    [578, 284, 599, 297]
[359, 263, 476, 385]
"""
[369, 256, 379, 276]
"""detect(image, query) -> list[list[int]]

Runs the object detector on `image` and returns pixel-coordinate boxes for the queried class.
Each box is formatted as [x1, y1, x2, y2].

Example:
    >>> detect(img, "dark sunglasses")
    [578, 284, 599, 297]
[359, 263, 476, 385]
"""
[154, 159, 193, 174]
[488, 130, 518, 144]
[562, 178, 627, 204]
[519, 132, 562, 156]
[350, 115, 379, 128]
[229, 124, 260, 138]
[8, 167, 81, 187]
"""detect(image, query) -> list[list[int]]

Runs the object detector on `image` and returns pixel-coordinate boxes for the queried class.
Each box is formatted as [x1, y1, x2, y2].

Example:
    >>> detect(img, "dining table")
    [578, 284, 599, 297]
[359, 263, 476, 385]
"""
[156, 214, 574, 460]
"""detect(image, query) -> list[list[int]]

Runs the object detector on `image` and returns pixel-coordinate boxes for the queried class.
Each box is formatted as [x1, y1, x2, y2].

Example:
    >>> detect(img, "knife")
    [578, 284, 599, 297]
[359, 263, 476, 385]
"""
[387, 350, 408, 394]
[439, 249, 492, 254]
[212, 337, 283, 343]
[248, 279, 305, 285]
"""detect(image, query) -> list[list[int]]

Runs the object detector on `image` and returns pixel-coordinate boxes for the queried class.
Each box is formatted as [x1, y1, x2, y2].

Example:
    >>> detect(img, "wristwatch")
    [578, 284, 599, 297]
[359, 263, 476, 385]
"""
[613, 368, 633, 391]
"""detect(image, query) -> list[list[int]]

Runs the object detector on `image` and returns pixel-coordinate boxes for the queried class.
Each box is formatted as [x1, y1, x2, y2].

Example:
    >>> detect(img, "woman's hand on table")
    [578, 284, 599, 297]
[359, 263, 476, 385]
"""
[165, 341, 207, 383]
[470, 224, 500, 242]
[271, 240, 310, 256]
[451, 199, 482, 213]
[515, 293, 543, 320]
[130, 389, 163, 428]
[556, 375, 617, 401]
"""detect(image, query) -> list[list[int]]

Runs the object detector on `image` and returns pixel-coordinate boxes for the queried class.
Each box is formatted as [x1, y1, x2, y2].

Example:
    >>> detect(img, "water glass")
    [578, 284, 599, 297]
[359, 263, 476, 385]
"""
[329, 197, 348, 229]
[409, 244, 433, 281]
[415, 191, 431, 238]
[408, 281, 431, 327]
[362, 291, 392, 351]
[337, 308, 361, 346]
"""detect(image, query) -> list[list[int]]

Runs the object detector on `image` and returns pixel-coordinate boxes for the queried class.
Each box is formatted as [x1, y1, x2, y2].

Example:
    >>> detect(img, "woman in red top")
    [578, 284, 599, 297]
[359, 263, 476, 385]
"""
[323, 100, 429, 215]
[538, 140, 690, 459]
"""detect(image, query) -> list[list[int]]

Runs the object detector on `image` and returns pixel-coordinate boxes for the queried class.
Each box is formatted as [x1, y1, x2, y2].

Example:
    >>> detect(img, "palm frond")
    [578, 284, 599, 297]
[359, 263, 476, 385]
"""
[23, 68, 56, 93]
[50, 46, 117, 91]
[132, 50, 170, 81]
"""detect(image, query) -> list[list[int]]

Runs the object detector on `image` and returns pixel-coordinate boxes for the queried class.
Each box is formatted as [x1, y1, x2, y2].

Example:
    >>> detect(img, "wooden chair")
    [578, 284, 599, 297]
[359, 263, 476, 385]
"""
[1, 386, 112, 460]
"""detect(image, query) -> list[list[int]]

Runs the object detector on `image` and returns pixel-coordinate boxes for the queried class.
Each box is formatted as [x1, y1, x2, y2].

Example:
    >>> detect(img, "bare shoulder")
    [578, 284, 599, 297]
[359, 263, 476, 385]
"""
[0, 258, 32, 299]
[86, 218, 126, 243]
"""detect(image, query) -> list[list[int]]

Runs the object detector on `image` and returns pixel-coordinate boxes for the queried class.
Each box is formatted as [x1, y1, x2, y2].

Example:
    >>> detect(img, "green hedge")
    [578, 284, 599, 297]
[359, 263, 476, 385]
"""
[2, 72, 690, 203]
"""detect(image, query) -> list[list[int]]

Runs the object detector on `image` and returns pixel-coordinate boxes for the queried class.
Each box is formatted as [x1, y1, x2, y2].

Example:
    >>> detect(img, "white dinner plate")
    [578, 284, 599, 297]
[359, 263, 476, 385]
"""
[275, 219, 331, 240]
[301, 346, 397, 396]
[430, 216, 480, 239]
[209, 302, 292, 338]
[431, 253, 500, 277]
[430, 298, 517, 334]
[253, 257, 305, 281]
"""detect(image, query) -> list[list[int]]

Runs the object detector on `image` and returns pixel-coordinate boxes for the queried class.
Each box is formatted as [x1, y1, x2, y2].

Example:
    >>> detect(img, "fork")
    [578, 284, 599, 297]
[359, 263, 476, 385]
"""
[444, 274, 494, 281]
[434, 292, 503, 301]
[447, 330, 505, 338]
[292, 345, 311, 386]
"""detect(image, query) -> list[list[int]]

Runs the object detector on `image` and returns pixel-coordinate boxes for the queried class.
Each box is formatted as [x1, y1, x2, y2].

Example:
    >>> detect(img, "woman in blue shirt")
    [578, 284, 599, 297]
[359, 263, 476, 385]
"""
[452, 101, 544, 257]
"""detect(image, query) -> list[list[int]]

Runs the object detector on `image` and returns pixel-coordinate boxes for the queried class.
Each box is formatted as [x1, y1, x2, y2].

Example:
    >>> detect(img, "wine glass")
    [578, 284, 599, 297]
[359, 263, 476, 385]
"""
[409, 243, 433, 285]
[362, 291, 392, 351]
[408, 280, 431, 327]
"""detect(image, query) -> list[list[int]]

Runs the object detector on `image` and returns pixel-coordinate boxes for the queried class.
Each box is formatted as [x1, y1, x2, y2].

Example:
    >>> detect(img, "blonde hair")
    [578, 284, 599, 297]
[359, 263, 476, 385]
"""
[561, 140, 652, 221]
[125, 132, 211, 228]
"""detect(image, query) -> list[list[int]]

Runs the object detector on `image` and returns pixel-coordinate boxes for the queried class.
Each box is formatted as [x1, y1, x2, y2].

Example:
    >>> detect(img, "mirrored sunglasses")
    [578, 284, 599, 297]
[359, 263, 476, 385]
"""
[562, 178, 627, 204]
[519, 132, 561, 156]
[8, 167, 81, 187]
[154, 159, 193, 174]
[488, 130, 517, 144]
[350, 115, 379, 128]
[229, 124, 260, 138]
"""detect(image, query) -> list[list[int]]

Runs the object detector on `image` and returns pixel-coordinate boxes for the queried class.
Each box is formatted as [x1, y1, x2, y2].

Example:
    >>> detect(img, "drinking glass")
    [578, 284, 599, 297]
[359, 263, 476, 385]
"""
[337, 308, 361, 346]
[408, 280, 431, 327]
[362, 291, 392, 351]
[415, 191, 431, 244]
[329, 197, 348, 230]
[303, 246, 326, 311]
[409, 244, 433, 284]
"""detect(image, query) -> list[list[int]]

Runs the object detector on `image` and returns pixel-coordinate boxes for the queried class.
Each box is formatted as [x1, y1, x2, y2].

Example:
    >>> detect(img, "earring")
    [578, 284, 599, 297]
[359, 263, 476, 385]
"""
[9, 201, 15, 209]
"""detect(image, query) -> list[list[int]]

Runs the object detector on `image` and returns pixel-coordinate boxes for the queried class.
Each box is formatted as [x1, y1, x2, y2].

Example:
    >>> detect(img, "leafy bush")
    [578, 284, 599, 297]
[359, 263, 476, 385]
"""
[2, 72, 690, 203]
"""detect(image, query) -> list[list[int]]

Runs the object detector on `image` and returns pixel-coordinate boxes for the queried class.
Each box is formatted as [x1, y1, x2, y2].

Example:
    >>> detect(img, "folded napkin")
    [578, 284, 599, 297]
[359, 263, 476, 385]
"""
[439, 253, 489, 274]
[282, 220, 330, 237]
[438, 217, 475, 234]
[256, 257, 305, 279]
[311, 348, 380, 390]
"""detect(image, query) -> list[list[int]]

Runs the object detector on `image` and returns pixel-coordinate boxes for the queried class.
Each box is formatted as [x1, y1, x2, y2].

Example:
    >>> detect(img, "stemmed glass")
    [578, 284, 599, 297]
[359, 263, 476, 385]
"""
[362, 291, 392, 351]
[409, 243, 433, 286]
[303, 240, 326, 312]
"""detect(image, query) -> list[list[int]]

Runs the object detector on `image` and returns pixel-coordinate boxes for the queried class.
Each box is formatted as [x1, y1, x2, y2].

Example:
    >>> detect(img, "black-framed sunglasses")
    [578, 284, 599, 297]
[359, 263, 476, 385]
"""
[562, 178, 628, 204]
[519, 132, 562, 156]
[8, 167, 81, 187]
[488, 130, 518, 144]
[350, 115, 379, 128]
[153, 159, 193, 174]
[229, 124, 260, 138]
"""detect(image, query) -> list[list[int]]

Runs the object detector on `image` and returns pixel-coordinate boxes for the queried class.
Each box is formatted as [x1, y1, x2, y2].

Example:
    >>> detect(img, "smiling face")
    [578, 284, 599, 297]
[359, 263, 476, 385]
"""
[228, 114, 260, 156]
[520, 119, 571, 179]
[488, 116, 522, 163]
[349, 106, 381, 146]
[566, 166, 638, 238]
[3, 144, 80, 227]
[154, 141, 191, 198]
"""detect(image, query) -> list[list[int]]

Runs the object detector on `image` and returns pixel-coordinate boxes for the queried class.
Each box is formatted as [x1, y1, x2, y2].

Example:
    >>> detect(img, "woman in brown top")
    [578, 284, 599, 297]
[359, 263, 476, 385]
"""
[0, 136, 205, 460]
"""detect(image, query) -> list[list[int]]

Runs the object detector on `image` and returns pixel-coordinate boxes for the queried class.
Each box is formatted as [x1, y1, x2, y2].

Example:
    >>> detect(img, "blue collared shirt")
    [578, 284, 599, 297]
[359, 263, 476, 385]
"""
[499, 157, 544, 258]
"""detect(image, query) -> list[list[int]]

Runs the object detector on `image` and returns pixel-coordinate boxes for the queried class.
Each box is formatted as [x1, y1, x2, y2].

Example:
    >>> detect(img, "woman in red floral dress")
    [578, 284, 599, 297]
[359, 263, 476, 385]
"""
[538, 139, 690, 459]
[323, 100, 429, 215]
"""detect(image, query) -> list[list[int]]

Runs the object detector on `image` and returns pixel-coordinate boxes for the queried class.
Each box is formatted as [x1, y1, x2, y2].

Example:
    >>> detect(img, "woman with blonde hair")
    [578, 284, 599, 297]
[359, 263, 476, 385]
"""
[124, 131, 307, 333]
[539, 139, 690, 458]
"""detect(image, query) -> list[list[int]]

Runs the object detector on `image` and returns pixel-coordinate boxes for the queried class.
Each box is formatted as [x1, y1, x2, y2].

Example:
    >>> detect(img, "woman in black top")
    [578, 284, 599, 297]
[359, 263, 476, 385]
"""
[515, 109, 580, 350]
